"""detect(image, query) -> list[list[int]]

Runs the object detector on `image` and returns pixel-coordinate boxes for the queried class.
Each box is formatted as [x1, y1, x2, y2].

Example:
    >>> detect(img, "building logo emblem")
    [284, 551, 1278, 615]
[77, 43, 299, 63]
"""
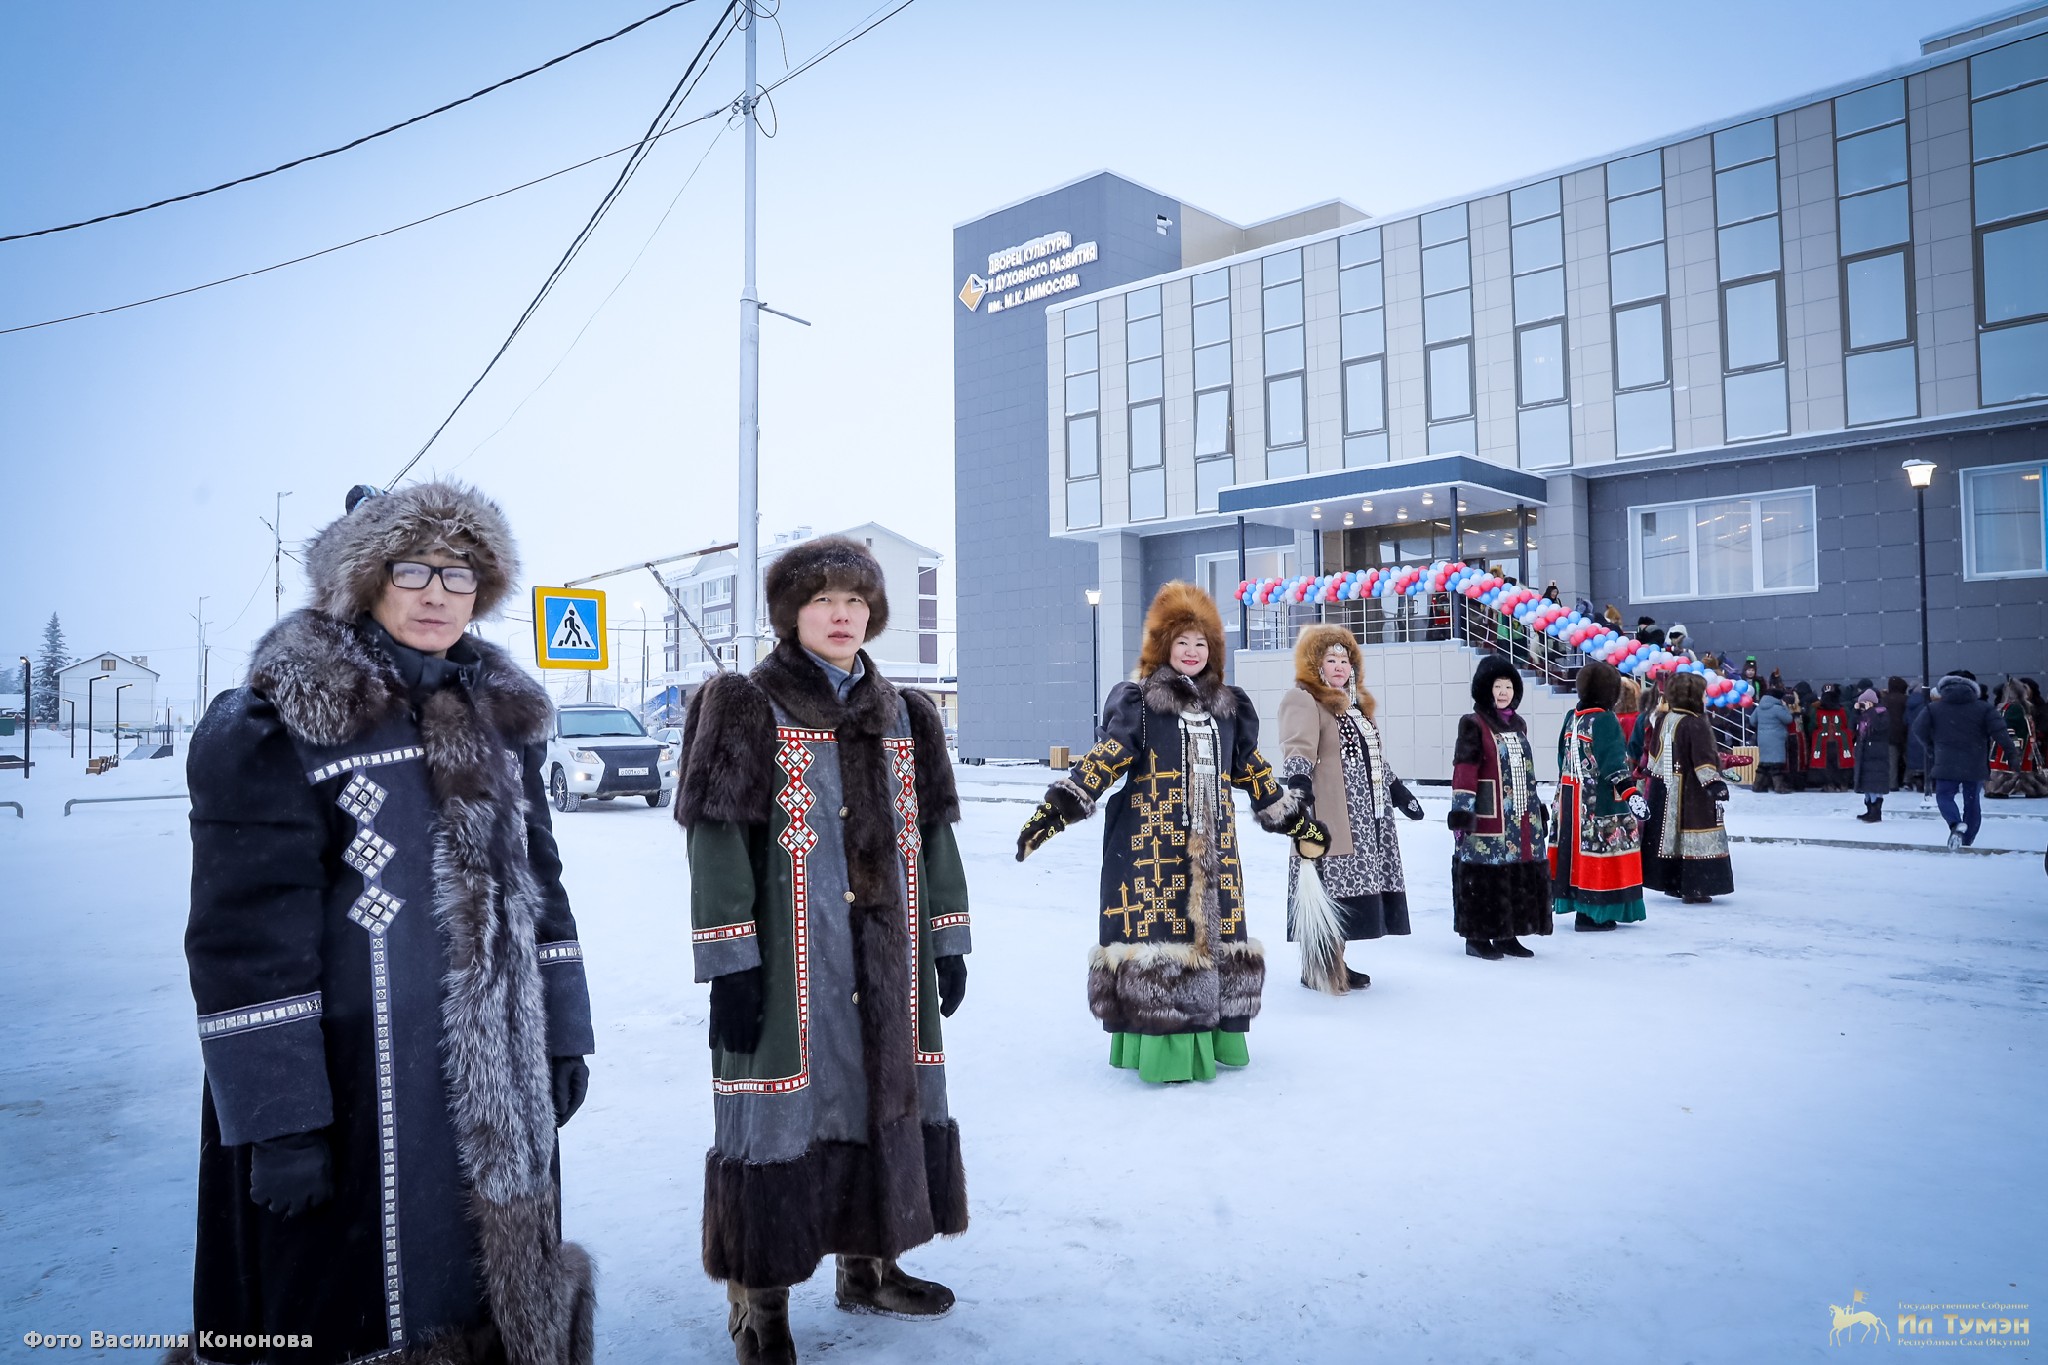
[958, 273, 988, 312]
[1829, 1291, 1890, 1346]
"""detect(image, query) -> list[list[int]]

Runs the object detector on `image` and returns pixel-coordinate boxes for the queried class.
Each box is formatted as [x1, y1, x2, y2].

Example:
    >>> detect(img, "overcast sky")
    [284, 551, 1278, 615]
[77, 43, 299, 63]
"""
[0, 0, 1997, 715]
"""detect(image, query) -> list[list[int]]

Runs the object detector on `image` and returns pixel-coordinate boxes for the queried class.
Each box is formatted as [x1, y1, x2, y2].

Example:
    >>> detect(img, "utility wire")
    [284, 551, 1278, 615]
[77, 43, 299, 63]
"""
[387, 0, 742, 488]
[1, 0, 919, 337]
[1, 1, 705, 244]
[760, 0, 916, 96]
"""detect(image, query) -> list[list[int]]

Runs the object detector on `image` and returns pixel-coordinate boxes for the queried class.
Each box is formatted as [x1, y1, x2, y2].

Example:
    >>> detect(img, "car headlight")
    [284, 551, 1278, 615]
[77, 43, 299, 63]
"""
[571, 748, 600, 763]
[659, 744, 676, 762]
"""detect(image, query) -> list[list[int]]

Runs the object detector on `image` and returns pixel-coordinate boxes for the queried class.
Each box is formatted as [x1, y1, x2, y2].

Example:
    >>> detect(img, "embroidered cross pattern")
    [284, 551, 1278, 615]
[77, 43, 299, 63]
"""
[337, 773, 389, 821]
[348, 885, 404, 932]
[1072, 738, 1132, 798]
[344, 829, 397, 878]
[308, 746, 425, 784]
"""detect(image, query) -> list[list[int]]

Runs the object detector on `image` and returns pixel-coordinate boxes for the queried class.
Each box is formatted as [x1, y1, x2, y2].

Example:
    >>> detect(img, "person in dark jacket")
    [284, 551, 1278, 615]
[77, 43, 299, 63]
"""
[1635, 616, 1665, 648]
[1910, 671, 2020, 849]
[1903, 684, 1931, 791]
[1853, 688, 1892, 821]
[1809, 684, 1854, 791]
[1753, 686, 1796, 793]
[182, 482, 597, 1365]
[1882, 677, 1911, 790]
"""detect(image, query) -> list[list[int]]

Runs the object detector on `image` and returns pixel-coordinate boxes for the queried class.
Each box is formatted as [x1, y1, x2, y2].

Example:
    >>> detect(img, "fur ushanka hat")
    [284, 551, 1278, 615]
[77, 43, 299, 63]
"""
[764, 534, 889, 642]
[1293, 622, 1374, 719]
[1471, 653, 1523, 713]
[1136, 581, 1226, 688]
[1576, 658, 1622, 711]
[304, 480, 519, 620]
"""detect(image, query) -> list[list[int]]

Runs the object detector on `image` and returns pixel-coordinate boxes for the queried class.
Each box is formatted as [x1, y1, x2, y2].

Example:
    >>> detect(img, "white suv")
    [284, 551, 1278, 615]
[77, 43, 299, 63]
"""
[545, 704, 678, 812]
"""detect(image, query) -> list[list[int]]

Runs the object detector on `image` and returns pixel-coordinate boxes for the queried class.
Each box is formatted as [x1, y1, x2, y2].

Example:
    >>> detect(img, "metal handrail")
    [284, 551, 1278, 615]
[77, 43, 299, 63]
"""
[63, 793, 191, 817]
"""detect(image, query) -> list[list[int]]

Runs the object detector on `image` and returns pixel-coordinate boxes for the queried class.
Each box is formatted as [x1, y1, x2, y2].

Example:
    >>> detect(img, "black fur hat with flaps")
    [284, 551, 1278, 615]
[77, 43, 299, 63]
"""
[305, 480, 520, 621]
[1472, 654, 1524, 712]
[1576, 658, 1622, 711]
[764, 534, 889, 642]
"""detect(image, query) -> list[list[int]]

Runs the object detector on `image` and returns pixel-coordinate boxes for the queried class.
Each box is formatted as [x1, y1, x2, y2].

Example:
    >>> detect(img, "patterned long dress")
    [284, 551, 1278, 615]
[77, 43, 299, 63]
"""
[1284, 707, 1411, 939]
[1450, 713, 1551, 941]
[1549, 707, 1646, 924]
[1640, 709, 1735, 899]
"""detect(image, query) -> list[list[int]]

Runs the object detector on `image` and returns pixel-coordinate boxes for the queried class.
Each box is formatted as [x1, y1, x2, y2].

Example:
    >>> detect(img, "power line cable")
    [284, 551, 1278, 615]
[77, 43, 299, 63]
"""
[760, 0, 916, 96]
[1, 1, 705, 244]
[0, 0, 918, 337]
[387, 0, 743, 487]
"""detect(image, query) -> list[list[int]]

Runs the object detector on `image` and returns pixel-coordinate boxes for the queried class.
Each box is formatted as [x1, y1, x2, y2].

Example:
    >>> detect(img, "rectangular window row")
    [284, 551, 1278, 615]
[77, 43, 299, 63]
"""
[1608, 149, 1675, 456]
[1629, 487, 1819, 602]
[1971, 33, 2048, 407]
[1193, 267, 1234, 511]
[1963, 459, 2048, 579]
[1263, 249, 1307, 478]
[1339, 227, 1387, 467]
[1422, 203, 1475, 457]
[1510, 178, 1570, 470]
[1125, 283, 1165, 523]
[1715, 118, 1789, 443]
[1063, 302, 1100, 530]
[1833, 79, 1919, 428]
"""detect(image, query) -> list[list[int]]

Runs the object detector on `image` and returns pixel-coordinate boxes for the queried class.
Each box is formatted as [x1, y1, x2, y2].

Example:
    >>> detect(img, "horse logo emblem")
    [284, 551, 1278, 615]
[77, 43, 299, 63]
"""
[1830, 1290, 1891, 1345]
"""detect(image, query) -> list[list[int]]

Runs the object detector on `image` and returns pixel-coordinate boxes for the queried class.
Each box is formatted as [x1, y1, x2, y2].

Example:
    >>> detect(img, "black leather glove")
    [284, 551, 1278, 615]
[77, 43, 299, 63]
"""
[1016, 801, 1067, 861]
[1281, 809, 1330, 848]
[1389, 779, 1425, 821]
[1446, 805, 1474, 832]
[709, 966, 765, 1054]
[936, 955, 967, 1018]
[1704, 779, 1731, 802]
[551, 1056, 589, 1127]
[249, 1130, 333, 1217]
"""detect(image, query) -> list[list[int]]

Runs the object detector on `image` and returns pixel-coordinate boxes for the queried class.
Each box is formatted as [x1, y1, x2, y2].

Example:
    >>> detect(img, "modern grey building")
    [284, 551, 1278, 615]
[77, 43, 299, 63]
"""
[954, 7, 2048, 760]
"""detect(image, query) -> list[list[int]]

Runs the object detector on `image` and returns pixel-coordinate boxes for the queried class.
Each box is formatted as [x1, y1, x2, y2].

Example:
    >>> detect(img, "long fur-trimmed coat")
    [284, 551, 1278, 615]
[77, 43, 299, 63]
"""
[182, 610, 595, 1365]
[1049, 666, 1290, 1036]
[678, 641, 970, 1291]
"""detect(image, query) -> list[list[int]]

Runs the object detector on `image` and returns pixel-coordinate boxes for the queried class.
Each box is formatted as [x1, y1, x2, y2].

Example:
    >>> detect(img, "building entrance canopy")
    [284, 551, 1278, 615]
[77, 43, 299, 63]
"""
[1215, 455, 1550, 532]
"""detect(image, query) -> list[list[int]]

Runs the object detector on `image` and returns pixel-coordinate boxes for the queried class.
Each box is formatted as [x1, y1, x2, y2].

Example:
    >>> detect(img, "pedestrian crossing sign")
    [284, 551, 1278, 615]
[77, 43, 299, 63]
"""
[533, 587, 608, 670]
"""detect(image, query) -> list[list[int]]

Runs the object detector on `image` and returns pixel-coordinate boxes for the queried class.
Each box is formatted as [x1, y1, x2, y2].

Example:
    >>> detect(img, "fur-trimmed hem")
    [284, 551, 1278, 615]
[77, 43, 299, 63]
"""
[1049, 776, 1096, 820]
[1086, 940, 1239, 1034]
[1216, 939, 1266, 1021]
[702, 1122, 968, 1290]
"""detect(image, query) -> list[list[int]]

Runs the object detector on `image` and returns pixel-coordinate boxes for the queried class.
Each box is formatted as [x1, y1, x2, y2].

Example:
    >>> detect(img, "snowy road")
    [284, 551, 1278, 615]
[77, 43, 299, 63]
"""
[2, 753, 2043, 1362]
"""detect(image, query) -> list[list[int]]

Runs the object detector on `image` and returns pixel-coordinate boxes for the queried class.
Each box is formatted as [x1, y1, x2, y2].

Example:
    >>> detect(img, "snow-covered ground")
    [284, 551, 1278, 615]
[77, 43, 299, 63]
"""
[2, 749, 2043, 1361]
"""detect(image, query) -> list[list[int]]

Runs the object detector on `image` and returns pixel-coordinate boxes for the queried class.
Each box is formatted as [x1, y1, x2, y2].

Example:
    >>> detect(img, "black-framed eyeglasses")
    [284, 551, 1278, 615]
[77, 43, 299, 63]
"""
[387, 561, 479, 594]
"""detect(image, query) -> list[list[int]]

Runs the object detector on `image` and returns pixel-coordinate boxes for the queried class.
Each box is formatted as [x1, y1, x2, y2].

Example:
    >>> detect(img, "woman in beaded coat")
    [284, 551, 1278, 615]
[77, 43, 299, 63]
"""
[1016, 582, 1321, 1083]
[1987, 678, 2047, 797]
[1549, 659, 1650, 931]
[1449, 655, 1551, 959]
[1276, 624, 1423, 994]
[1638, 671, 1735, 904]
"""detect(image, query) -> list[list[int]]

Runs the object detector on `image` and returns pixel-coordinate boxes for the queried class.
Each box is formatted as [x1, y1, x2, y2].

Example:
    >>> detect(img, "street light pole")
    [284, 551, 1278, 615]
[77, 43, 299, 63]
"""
[115, 682, 133, 759]
[17, 656, 28, 780]
[66, 700, 76, 758]
[1903, 459, 1937, 686]
[1084, 588, 1102, 738]
[735, 3, 761, 671]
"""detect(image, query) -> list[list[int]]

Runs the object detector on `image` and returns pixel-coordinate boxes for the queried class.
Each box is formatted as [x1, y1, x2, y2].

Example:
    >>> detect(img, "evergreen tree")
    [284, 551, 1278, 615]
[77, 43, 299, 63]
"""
[34, 613, 67, 724]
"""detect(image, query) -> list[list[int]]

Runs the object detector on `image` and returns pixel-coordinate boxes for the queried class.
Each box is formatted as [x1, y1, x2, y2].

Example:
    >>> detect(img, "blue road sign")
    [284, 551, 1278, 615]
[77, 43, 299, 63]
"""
[533, 587, 608, 670]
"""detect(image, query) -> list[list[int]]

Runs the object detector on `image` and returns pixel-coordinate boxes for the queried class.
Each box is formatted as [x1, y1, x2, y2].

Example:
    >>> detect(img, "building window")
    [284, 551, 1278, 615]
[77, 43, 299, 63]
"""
[1064, 302, 1100, 529]
[1197, 547, 1295, 638]
[1714, 118, 1788, 441]
[1832, 80, 1919, 426]
[1608, 150, 1673, 455]
[1125, 284, 1165, 522]
[1962, 459, 2048, 578]
[1627, 487, 1819, 602]
[1339, 227, 1387, 465]
[1261, 250, 1307, 478]
[1972, 33, 2048, 405]
[1421, 204, 1474, 455]
[1511, 178, 1571, 469]
[1192, 268, 1234, 510]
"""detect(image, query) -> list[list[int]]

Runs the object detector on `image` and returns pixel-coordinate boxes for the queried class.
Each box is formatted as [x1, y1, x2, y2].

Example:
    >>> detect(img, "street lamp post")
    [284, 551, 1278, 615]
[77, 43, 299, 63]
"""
[87, 674, 108, 763]
[65, 700, 76, 758]
[635, 603, 648, 715]
[1084, 588, 1102, 739]
[115, 682, 134, 761]
[18, 656, 29, 780]
[1902, 459, 1937, 686]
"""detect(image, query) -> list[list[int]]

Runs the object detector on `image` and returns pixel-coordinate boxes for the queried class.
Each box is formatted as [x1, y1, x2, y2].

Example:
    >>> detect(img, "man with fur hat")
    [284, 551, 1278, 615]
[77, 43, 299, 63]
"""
[1014, 582, 1318, 1083]
[677, 534, 969, 1365]
[1549, 659, 1650, 930]
[182, 482, 596, 1364]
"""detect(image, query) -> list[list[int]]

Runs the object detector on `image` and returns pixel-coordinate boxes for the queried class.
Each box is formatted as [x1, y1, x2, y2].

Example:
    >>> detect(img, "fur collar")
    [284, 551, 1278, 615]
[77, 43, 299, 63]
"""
[753, 637, 900, 736]
[248, 609, 551, 750]
[1139, 665, 1238, 719]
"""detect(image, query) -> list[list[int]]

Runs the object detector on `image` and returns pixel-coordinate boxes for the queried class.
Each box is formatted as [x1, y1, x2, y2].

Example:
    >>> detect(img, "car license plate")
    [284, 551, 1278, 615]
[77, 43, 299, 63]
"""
[617, 767, 648, 776]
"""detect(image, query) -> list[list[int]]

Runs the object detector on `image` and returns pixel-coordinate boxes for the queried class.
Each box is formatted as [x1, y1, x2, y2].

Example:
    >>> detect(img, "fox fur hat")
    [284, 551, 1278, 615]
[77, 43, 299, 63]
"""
[305, 480, 519, 621]
[1293, 622, 1374, 719]
[1665, 670, 1707, 714]
[1471, 653, 1524, 713]
[764, 534, 889, 643]
[1576, 658, 1623, 711]
[1136, 581, 1226, 687]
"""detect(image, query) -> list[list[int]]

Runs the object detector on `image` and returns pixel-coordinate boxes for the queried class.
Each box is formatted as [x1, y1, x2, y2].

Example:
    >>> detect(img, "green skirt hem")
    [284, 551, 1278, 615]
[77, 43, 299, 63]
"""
[1108, 1029, 1250, 1083]
[1556, 895, 1646, 924]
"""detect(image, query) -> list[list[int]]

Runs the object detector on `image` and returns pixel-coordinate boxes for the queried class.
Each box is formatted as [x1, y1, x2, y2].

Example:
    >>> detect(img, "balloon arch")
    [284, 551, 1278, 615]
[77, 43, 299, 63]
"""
[1235, 561, 1757, 709]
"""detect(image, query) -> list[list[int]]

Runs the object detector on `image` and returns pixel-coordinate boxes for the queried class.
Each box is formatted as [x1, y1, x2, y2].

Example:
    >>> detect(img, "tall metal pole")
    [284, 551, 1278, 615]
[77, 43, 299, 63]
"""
[1090, 600, 1101, 738]
[115, 682, 132, 758]
[88, 674, 107, 762]
[735, 3, 761, 671]
[269, 490, 293, 621]
[1915, 485, 1930, 687]
[18, 656, 29, 780]
[192, 597, 209, 730]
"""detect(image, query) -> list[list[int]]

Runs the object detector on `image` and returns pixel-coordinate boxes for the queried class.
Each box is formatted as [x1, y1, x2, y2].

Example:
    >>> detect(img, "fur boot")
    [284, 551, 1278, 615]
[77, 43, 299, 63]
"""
[834, 1255, 955, 1319]
[727, 1283, 795, 1365]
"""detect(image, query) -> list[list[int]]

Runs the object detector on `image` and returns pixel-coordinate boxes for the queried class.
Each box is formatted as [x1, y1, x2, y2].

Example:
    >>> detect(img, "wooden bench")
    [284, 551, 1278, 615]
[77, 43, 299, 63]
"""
[86, 756, 119, 776]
